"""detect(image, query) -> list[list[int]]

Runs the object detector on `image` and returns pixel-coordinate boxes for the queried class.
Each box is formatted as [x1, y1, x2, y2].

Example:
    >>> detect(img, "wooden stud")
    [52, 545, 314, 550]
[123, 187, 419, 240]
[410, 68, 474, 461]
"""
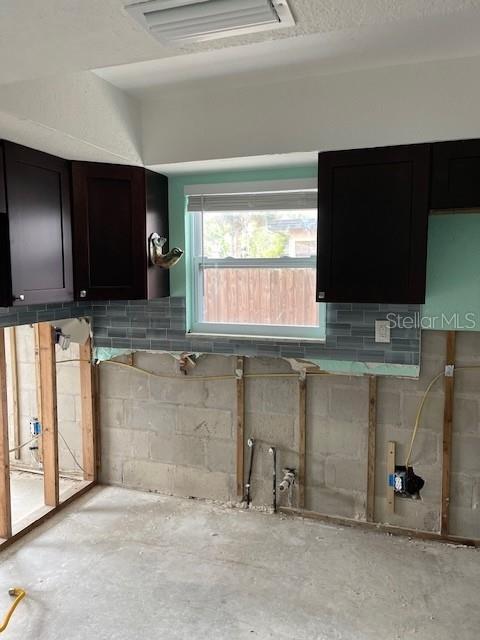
[387, 440, 396, 514]
[366, 376, 377, 522]
[79, 338, 97, 482]
[0, 480, 95, 552]
[441, 330, 456, 536]
[9, 328, 20, 460]
[80, 338, 97, 480]
[236, 357, 245, 497]
[0, 329, 12, 539]
[298, 373, 307, 509]
[37, 323, 59, 507]
[33, 324, 44, 463]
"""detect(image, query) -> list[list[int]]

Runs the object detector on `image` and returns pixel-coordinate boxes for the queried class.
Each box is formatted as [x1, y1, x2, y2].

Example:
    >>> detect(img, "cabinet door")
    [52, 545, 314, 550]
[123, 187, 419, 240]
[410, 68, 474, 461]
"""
[317, 144, 430, 304]
[431, 140, 480, 210]
[71, 162, 147, 301]
[4, 142, 73, 306]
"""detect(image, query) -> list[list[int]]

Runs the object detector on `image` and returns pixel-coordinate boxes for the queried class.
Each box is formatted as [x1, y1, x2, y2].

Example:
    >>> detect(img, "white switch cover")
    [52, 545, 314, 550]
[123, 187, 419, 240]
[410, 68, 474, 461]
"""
[375, 320, 391, 343]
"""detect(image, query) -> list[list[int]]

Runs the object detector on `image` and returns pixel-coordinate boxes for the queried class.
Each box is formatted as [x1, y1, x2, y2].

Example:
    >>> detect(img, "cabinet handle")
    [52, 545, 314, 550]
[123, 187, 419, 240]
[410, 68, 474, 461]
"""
[317, 291, 325, 299]
[79, 290, 87, 298]
[13, 294, 25, 302]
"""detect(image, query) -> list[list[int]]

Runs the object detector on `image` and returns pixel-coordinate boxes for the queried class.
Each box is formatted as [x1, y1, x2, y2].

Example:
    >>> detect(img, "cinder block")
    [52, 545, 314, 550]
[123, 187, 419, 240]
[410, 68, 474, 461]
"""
[56, 365, 80, 396]
[99, 398, 125, 428]
[450, 473, 474, 509]
[308, 416, 366, 459]
[402, 392, 444, 433]
[172, 466, 233, 501]
[325, 458, 366, 493]
[124, 400, 176, 433]
[455, 331, 480, 362]
[420, 331, 446, 359]
[453, 396, 479, 434]
[449, 505, 480, 538]
[134, 352, 177, 375]
[245, 378, 264, 413]
[99, 456, 123, 485]
[454, 367, 480, 394]
[100, 366, 133, 399]
[122, 459, 175, 493]
[149, 433, 206, 468]
[305, 455, 325, 488]
[149, 377, 206, 407]
[57, 394, 76, 422]
[376, 388, 402, 426]
[263, 378, 296, 416]
[18, 363, 38, 390]
[205, 438, 235, 474]
[473, 479, 480, 510]
[192, 354, 235, 377]
[204, 379, 236, 411]
[306, 377, 329, 418]
[177, 406, 232, 440]
[306, 486, 357, 519]
[128, 369, 150, 400]
[329, 382, 368, 423]
[245, 356, 293, 375]
[102, 427, 150, 460]
[452, 434, 480, 473]
[245, 411, 295, 451]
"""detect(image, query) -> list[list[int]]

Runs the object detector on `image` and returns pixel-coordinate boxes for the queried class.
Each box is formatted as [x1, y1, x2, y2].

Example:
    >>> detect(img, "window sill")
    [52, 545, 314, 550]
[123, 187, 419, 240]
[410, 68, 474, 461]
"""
[187, 331, 326, 344]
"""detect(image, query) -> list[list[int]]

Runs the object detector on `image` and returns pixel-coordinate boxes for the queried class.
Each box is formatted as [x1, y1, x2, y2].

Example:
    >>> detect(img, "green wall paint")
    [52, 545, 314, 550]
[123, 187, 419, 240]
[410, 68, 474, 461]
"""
[423, 214, 480, 331]
[168, 164, 317, 297]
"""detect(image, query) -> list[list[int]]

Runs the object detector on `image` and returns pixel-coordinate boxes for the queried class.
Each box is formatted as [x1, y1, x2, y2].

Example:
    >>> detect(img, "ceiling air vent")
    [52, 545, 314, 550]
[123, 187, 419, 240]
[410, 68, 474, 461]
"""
[126, 0, 295, 45]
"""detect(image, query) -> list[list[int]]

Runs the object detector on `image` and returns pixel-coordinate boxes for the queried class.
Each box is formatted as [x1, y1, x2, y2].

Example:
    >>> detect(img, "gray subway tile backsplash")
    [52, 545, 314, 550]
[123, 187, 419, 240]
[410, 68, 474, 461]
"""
[0, 297, 420, 365]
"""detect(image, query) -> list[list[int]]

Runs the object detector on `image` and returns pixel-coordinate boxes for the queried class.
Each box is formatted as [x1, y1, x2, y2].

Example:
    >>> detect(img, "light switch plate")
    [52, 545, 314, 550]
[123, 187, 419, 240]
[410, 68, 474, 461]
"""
[375, 320, 391, 343]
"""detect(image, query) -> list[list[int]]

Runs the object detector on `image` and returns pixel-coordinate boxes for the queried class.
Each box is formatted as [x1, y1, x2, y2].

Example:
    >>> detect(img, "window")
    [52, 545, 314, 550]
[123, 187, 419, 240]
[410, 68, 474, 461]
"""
[186, 180, 325, 341]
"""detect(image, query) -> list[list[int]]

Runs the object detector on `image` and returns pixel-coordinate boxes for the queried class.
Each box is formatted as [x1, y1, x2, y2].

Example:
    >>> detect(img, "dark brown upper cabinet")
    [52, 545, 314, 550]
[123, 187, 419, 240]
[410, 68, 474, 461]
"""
[317, 144, 430, 304]
[0, 141, 73, 307]
[431, 140, 480, 210]
[71, 162, 169, 301]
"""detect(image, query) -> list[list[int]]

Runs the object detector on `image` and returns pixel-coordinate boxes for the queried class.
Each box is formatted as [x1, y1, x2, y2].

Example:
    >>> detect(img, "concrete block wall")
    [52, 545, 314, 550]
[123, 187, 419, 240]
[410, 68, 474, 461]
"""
[98, 330, 480, 539]
[5, 324, 83, 475]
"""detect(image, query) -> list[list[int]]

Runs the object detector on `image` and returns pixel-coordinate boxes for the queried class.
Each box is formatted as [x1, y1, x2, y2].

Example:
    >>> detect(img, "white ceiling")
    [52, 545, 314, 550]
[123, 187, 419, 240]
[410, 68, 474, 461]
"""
[1, 0, 480, 87]
[96, 6, 480, 96]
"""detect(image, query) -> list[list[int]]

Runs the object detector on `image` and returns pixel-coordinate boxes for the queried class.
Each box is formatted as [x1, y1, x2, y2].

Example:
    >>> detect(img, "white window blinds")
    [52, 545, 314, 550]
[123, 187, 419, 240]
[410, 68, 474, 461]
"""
[187, 190, 317, 212]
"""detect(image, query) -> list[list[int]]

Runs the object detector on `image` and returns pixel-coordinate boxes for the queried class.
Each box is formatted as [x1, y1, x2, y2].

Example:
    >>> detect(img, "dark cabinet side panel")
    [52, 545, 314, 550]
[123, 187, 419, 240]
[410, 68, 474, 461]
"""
[71, 162, 147, 301]
[146, 170, 170, 299]
[431, 140, 480, 210]
[4, 142, 73, 306]
[317, 144, 430, 304]
[0, 144, 11, 306]
[0, 143, 6, 214]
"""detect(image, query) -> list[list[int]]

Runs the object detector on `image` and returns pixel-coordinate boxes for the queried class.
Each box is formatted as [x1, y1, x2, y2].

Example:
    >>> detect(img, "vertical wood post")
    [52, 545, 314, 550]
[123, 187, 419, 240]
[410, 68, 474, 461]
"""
[387, 441, 396, 514]
[33, 324, 44, 463]
[80, 338, 96, 482]
[236, 357, 245, 497]
[298, 373, 307, 509]
[9, 328, 20, 460]
[0, 329, 12, 539]
[441, 330, 456, 536]
[38, 323, 59, 507]
[366, 376, 377, 522]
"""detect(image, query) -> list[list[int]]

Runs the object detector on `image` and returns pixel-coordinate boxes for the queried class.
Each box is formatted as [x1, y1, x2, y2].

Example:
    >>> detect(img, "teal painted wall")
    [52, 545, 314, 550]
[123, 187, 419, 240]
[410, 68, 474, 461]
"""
[168, 164, 317, 298]
[423, 214, 480, 331]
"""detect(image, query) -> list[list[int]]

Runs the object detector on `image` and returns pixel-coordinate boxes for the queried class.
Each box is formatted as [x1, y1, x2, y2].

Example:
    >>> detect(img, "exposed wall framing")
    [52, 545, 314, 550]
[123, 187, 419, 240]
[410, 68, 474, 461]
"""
[0, 321, 96, 550]
[441, 330, 456, 536]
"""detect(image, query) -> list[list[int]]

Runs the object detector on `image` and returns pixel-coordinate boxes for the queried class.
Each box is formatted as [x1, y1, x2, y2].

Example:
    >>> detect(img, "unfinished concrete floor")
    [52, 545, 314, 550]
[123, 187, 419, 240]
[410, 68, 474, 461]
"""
[0, 486, 478, 640]
[9, 470, 81, 526]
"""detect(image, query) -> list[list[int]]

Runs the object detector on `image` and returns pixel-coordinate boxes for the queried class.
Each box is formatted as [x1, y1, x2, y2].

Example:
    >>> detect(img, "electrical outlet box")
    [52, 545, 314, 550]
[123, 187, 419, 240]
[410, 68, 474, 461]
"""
[375, 320, 391, 343]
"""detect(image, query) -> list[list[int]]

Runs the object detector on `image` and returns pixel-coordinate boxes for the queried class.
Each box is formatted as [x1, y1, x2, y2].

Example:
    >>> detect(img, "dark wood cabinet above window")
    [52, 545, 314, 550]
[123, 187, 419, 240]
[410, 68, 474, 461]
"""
[71, 162, 169, 301]
[431, 139, 480, 210]
[317, 144, 430, 304]
[0, 141, 73, 307]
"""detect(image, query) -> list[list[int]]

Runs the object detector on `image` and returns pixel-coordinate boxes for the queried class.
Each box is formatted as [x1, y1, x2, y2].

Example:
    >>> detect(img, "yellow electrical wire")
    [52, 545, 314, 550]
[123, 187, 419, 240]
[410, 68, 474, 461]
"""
[0, 588, 26, 633]
[99, 359, 330, 380]
[405, 365, 480, 468]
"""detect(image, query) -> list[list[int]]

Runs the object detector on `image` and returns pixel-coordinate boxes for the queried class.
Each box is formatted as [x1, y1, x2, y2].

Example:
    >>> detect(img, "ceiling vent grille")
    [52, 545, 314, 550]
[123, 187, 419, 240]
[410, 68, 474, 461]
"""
[126, 0, 295, 45]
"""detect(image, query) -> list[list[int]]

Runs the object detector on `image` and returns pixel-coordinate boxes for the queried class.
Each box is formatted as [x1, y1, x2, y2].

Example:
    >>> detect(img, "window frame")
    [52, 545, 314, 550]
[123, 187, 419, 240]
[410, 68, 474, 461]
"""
[185, 179, 326, 342]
